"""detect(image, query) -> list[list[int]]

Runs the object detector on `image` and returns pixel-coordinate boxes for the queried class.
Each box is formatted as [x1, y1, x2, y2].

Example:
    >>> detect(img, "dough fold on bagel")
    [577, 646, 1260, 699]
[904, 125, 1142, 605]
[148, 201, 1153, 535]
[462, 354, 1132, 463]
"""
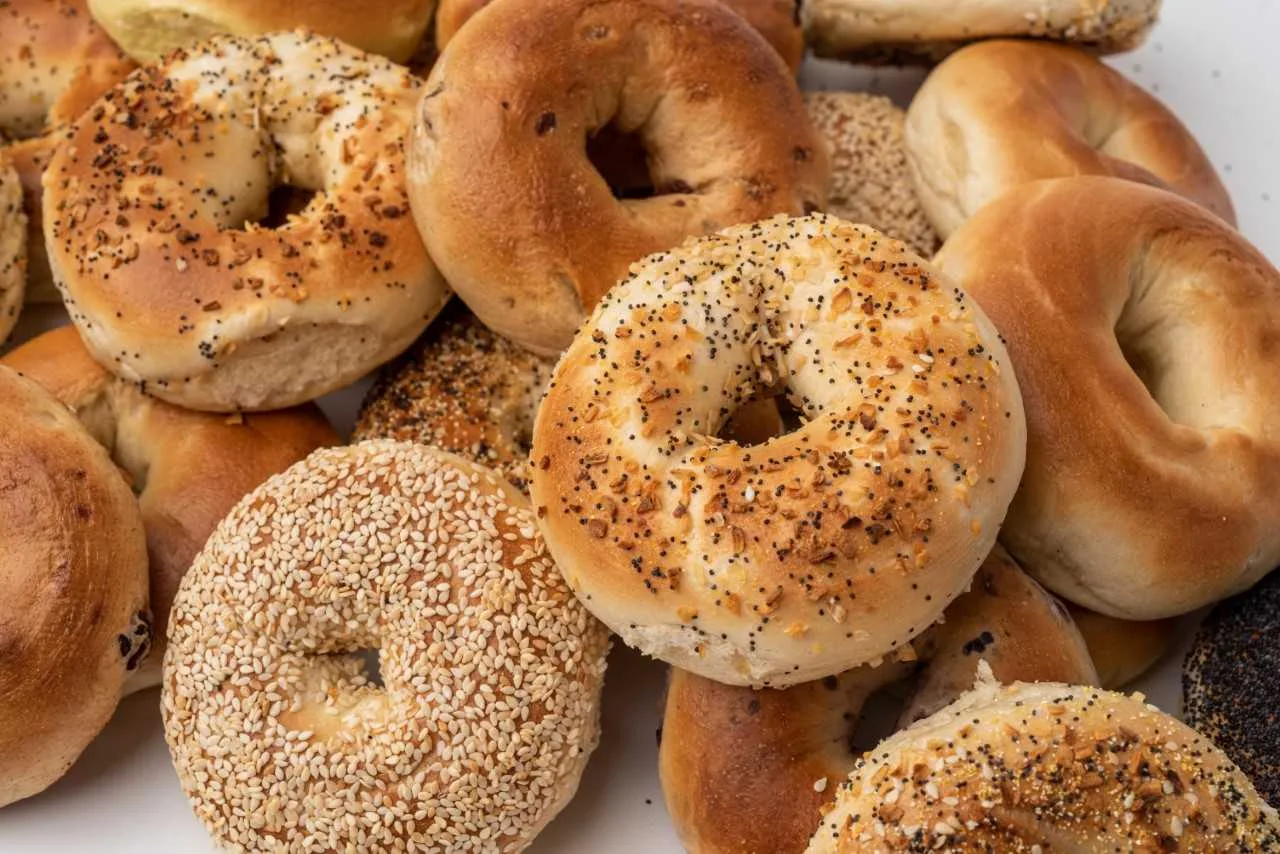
[410, 0, 828, 354]
[906, 39, 1233, 238]
[2, 326, 339, 693]
[936, 177, 1280, 620]
[1, 0, 135, 304]
[530, 214, 1026, 687]
[0, 154, 26, 342]
[660, 547, 1096, 854]
[0, 366, 149, 807]
[87, 0, 437, 63]
[804, 0, 1160, 65]
[807, 674, 1280, 852]
[43, 31, 448, 412]
[162, 441, 610, 852]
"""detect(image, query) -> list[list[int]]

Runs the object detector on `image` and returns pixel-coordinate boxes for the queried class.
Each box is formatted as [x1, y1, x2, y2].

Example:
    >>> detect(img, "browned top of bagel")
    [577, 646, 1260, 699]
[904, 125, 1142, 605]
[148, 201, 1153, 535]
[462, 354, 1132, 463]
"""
[2, 326, 339, 687]
[0, 364, 149, 807]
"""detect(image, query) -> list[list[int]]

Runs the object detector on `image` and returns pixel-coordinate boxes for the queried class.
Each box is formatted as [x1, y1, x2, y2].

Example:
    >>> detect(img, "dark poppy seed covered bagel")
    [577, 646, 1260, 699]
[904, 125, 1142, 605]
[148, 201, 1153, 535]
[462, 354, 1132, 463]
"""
[43, 31, 449, 412]
[162, 441, 610, 852]
[530, 214, 1027, 687]
[409, 0, 828, 355]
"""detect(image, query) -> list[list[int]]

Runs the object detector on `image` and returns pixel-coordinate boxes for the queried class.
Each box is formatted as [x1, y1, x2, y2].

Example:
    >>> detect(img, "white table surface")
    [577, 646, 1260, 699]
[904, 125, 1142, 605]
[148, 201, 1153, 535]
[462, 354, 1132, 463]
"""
[1, 0, 1276, 849]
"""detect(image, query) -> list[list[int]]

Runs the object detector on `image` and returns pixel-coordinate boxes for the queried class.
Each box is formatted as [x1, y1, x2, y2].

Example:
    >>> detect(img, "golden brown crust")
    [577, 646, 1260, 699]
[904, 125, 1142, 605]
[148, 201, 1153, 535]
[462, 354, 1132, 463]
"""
[87, 0, 437, 62]
[807, 678, 1280, 852]
[804, 0, 1160, 64]
[0, 153, 25, 340]
[1067, 604, 1178, 688]
[530, 215, 1026, 686]
[434, 0, 804, 71]
[660, 548, 1096, 854]
[411, 0, 827, 354]
[0, 365, 149, 807]
[804, 92, 939, 258]
[906, 39, 1233, 238]
[42, 31, 448, 411]
[1, 0, 136, 303]
[935, 177, 1280, 619]
[2, 326, 340, 691]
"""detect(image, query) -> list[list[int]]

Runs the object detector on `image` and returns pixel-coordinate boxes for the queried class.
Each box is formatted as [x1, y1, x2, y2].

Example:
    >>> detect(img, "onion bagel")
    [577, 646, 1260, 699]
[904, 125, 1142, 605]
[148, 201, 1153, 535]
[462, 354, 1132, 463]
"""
[2, 325, 339, 692]
[935, 177, 1280, 619]
[410, 0, 827, 354]
[530, 214, 1026, 687]
[43, 31, 448, 411]
[0, 365, 149, 807]
[906, 40, 1233, 238]
[660, 547, 1096, 853]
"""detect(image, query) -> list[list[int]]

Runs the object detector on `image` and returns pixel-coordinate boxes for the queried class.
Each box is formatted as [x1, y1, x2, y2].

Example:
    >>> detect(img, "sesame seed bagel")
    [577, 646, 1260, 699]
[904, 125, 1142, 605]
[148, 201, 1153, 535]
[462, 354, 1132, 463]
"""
[1067, 603, 1179, 689]
[410, 0, 828, 355]
[0, 365, 149, 807]
[804, 0, 1159, 65]
[354, 305, 555, 493]
[43, 31, 449, 412]
[2, 325, 339, 693]
[529, 214, 1027, 687]
[804, 92, 939, 259]
[86, 0, 437, 63]
[1, 0, 135, 304]
[433, 0, 805, 71]
[935, 177, 1280, 619]
[807, 674, 1280, 852]
[660, 546, 1097, 854]
[162, 441, 611, 852]
[0, 152, 26, 341]
[906, 40, 1233, 239]
[1184, 569, 1280, 806]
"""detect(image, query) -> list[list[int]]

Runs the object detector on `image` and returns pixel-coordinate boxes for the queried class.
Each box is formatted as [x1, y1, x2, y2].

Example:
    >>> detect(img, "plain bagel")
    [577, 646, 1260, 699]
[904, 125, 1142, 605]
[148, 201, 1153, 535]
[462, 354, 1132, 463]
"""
[0, 366, 149, 807]
[2, 325, 339, 692]
[804, 0, 1160, 64]
[906, 39, 1233, 238]
[935, 177, 1280, 619]
[410, 0, 827, 354]
[530, 214, 1026, 687]
[660, 547, 1097, 854]
[43, 31, 448, 412]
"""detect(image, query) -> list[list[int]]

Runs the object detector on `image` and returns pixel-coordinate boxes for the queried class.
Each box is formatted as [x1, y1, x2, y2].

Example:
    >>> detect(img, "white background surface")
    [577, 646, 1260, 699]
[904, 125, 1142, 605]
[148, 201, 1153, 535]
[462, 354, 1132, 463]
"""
[2, 0, 1277, 850]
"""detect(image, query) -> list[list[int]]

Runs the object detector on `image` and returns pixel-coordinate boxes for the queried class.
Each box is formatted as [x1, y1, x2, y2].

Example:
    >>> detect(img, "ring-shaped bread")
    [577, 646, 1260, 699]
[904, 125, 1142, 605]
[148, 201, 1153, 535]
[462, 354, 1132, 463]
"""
[660, 547, 1096, 854]
[906, 40, 1233, 238]
[410, 0, 828, 354]
[43, 31, 449, 411]
[162, 441, 611, 852]
[530, 214, 1026, 687]
[935, 177, 1280, 619]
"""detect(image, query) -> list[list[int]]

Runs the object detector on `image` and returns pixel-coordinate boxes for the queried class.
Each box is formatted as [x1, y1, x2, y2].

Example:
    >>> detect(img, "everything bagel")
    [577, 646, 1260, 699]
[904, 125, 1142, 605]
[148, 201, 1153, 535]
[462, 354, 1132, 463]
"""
[43, 31, 449, 411]
[530, 214, 1026, 687]
[410, 0, 827, 354]
[0, 155, 25, 341]
[936, 177, 1280, 619]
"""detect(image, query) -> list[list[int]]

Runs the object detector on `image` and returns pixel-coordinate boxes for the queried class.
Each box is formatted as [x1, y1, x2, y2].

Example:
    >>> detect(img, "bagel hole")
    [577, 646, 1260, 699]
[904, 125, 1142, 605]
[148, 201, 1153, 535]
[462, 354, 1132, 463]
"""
[238, 185, 318, 230]
[847, 680, 911, 754]
[355, 648, 384, 688]
[585, 124, 697, 200]
[718, 395, 806, 446]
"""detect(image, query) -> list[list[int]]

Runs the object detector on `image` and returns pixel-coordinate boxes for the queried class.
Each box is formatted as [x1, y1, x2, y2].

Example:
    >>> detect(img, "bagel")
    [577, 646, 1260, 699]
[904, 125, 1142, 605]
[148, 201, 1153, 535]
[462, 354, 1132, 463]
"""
[660, 547, 1097, 854]
[1068, 603, 1178, 688]
[42, 31, 449, 412]
[935, 177, 1280, 620]
[86, 0, 437, 63]
[808, 674, 1280, 851]
[162, 441, 611, 851]
[0, 153, 25, 342]
[530, 214, 1026, 687]
[804, 92, 939, 258]
[410, 0, 828, 354]
[433, 0, 805, 71]
[1, 0, 135, 304]
[0, 365, 149, 807]
[804, 0, 1160, 65]
[1185, 569, 1280, 806]
[2, 325, 339, 692]
[906, 40, 1233, 238]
